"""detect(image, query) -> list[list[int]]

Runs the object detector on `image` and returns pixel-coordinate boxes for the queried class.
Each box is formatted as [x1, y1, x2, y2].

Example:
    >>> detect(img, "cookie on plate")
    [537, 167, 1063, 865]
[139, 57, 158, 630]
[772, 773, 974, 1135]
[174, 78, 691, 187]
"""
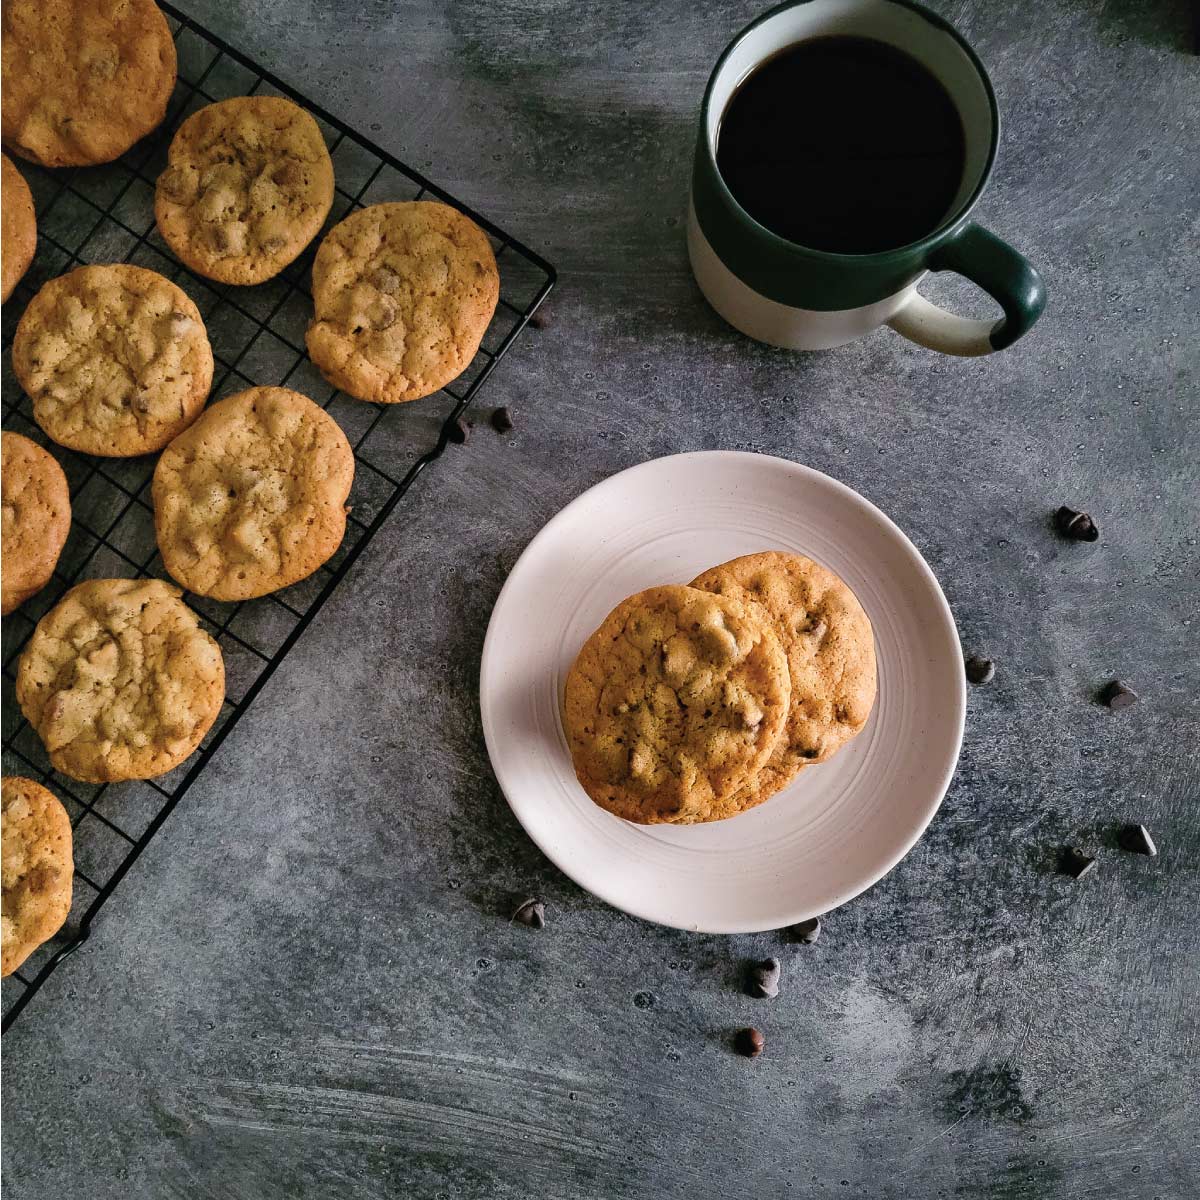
[2, 154, 37, 302]
[1, 0, 177, 168]
[153, 386, 355, 601]
[1, 776, 73, 977]
[306, 200, 499, 404]
[1, 432, 71, 616]
[563, 584, 791, 825]
[12, 264, 213, 457]
[16, 578, 225, 783]
[155, 96, 335, 286]
[690, 551, 877, 808]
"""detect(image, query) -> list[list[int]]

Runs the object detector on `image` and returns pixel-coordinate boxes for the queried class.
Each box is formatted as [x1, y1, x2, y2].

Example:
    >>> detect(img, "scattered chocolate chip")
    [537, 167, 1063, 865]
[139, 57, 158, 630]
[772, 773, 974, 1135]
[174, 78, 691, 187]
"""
[746, 958, 781, 999]
[1099, 680, 1138, 710]
[1054, 506, 1099, 542]
[965, 656, 995, 685]
[734, 1027, 765, 1058]
[1118, 824, 1158, 857]
[792, 917, 822, 944]
[447, 416, 472, 444]
[1061, 847, 1098, 879]
[528, 308, 549, 330]
[510, 898, 545, 928]
[490, 406, 515, 433]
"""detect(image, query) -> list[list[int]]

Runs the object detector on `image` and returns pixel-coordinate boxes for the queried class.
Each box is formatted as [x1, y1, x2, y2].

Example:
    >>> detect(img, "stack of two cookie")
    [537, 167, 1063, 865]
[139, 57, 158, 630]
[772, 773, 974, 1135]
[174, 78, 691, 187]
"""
[564, 552, 877, 825]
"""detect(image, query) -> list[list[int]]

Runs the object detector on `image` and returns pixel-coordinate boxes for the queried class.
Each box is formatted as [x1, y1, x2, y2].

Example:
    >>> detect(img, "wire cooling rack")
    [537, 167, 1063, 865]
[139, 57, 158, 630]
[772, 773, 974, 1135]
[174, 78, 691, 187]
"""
[0, 2, 555, 1032]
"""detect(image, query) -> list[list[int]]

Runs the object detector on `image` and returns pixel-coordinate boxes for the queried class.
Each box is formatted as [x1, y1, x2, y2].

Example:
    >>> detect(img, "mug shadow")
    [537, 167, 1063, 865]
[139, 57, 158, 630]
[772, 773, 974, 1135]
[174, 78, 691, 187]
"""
[1089, 0, 1197, 52]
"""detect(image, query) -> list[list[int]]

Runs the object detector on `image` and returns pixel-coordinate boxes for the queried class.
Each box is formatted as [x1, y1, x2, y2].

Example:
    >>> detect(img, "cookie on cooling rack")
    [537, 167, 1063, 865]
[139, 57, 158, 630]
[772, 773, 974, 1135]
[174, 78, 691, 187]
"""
[306, 200, 499, 404]
[2, 776, 74, 977]
[1, 0, 176, 168]
[1, 432, 71, 616]
[16, 578, 225, 784]
[156, 95, 335, 286]
[12, 264, 214, 458]
[563, 584, 791, 825]
[152, 386, 355, 601]
[690, 551, 877, 810]
[2, 154, 37, 302]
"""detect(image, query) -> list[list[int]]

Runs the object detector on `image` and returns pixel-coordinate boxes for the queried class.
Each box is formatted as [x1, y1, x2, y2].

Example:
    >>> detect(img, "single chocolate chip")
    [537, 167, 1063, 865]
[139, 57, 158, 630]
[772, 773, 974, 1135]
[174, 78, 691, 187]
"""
[447, 416, 472, 444]
[1054, 506, 1100, 542]
[734, 1027, 764, 1058]
[528, 308, 548, 330]
[965, 656, 996, 685]
[1099, 680, 1138, 710]
[490, 406, 515, 433]
[510, 898, 545, 928]
[792, 917, 822, 944]
[1118, 824, 1158, 857]
[1061, 847, 1098, 879]
[746, 958, 781, 999]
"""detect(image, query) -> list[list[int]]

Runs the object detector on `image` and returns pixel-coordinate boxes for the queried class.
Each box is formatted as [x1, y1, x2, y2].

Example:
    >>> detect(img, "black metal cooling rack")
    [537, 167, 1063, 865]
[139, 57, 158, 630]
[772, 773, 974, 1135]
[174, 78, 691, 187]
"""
[0, 2, 554, 1032]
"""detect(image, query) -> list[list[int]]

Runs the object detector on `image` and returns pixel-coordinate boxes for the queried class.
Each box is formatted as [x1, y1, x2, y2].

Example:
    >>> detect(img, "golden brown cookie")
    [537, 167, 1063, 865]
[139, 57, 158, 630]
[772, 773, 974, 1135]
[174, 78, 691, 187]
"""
[1, 432, 71, 616]
[1, 776, 73, 977]
[1, 0, 177, 168]
[155, 96, 335, 286]
[152, 386, 355, 601]
[2, 153, 37, 302]
[690, 551, 877, 808]
[306, 201, 499, 404]
[563, 584, 791, 825]
[12, 264, 213, 457]
[16, 578, 225, 783]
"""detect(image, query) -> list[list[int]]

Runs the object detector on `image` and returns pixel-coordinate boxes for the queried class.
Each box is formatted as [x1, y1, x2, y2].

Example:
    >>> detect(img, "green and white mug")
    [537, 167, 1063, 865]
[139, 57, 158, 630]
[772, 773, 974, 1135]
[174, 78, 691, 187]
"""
[688, 0, 1047, 355]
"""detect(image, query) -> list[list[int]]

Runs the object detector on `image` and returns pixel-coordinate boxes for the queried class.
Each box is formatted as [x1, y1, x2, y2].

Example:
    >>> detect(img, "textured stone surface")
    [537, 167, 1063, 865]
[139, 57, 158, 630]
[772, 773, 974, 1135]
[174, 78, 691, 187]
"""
[2, 1, 1198, 1197]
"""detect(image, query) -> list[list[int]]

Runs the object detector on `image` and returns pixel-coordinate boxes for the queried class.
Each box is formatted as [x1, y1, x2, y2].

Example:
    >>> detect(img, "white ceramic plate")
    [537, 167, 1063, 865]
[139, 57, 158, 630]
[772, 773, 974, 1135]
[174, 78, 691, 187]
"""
[480, 451, 964, 933]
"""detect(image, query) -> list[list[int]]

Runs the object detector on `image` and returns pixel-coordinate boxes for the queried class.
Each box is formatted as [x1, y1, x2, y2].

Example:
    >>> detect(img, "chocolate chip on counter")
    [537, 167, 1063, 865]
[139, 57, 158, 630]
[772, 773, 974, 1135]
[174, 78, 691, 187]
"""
[447, 416, 472, 444]
[1099, 680, 1138, 710]
[1061, 847, 1098, 879]
[746, 958, 781, 999]
[791, 917, 822, 944]
[490, 406, 515, 433]
[734, 1027, 765, 1058]
[528, 308, 549, 330]
[1118, 824, 1158, 857]
[510, 898, 545, 928]
[965, 656, 996, 685]
[1054, 506, 1099, 542]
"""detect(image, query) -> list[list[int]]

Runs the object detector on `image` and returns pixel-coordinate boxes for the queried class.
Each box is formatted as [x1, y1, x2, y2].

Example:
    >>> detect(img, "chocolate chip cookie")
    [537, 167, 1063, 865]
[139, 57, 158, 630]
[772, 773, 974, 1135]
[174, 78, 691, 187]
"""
[2, 154, 37, 302]
[2, 0, 176, 168]
[306, 201, 499, 404]
[690, 551, 877, 808]
[156, 96, 335, 285]
[152, 386, 355, 601]
[1, 432, 71, 616]
[12, 264, 213, 457]
[2, 776, 73, 977]
[563, 584, 791, 825]
[16, 578, 225, 783]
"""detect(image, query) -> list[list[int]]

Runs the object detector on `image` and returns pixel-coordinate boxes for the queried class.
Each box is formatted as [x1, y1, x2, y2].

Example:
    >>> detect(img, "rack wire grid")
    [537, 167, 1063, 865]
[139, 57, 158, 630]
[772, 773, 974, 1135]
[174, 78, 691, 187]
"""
[0, 1, 555, 1033]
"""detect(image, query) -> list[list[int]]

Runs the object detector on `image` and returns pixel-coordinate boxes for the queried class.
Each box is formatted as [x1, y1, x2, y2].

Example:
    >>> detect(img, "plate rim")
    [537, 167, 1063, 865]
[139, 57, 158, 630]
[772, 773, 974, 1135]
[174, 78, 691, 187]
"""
[480, 449, 966, 933]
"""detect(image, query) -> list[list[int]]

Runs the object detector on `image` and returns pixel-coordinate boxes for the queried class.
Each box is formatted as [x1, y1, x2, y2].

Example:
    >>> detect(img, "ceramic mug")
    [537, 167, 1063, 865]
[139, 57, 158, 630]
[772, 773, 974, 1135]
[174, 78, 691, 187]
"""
[688, 0, 1047, 355]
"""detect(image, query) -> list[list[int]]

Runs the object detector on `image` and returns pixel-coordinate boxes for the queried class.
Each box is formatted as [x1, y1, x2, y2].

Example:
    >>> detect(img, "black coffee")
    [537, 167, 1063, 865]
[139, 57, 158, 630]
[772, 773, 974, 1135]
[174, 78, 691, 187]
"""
[716, 36, 966, 254]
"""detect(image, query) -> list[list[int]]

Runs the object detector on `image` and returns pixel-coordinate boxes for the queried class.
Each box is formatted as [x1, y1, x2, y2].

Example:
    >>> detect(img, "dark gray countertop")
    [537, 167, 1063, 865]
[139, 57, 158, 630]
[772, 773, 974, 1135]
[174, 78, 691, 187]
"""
[3, 2, 1198, 1197]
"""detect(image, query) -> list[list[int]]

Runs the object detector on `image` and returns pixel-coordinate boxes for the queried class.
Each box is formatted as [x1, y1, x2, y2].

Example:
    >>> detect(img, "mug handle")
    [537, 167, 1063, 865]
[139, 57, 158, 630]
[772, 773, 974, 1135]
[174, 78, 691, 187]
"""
[886, 222, 1047, 356]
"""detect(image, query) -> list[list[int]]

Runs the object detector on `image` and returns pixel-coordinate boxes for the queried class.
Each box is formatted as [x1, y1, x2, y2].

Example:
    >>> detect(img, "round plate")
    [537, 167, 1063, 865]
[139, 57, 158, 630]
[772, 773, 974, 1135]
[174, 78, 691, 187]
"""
[480, 451, 964, 933]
